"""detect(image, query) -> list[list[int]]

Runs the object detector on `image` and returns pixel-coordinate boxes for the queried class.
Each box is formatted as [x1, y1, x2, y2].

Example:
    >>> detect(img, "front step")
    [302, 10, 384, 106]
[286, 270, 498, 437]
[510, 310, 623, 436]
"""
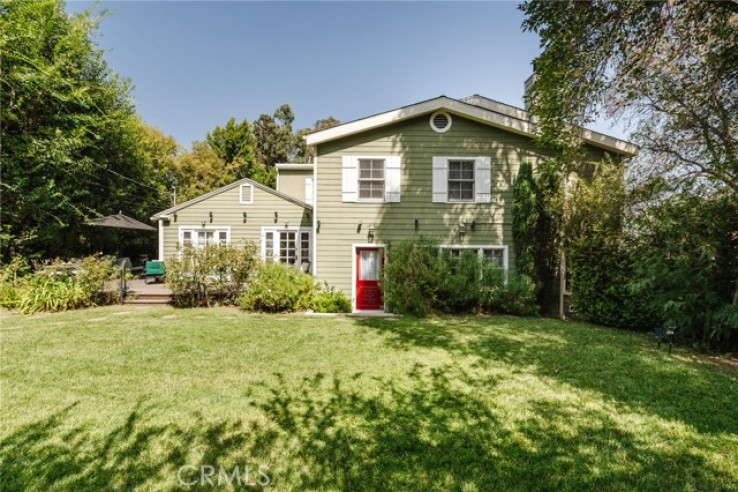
[125, 294, 171, 305]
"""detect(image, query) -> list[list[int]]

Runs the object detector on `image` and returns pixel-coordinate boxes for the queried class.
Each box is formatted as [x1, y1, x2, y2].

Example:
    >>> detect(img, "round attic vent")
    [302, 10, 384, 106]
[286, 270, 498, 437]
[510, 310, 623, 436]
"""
[430, 111, 452, 133]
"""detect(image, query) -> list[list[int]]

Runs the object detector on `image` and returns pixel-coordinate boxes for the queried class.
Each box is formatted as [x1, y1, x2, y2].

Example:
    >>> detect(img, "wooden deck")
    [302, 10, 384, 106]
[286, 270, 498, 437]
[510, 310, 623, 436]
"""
[125, 278, 172, 305]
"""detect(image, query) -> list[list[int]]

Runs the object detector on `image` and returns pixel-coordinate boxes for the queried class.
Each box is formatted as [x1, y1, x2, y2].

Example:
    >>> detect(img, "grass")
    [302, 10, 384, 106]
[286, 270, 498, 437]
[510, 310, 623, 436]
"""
[1, 306, 737, 491]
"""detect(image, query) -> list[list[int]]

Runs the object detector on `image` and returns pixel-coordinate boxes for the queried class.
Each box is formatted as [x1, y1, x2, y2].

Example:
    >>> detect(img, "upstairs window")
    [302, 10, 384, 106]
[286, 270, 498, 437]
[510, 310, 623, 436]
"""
[358, 159, 385, 201]
[432, 156, 491, 203]
[447, 160, 475, 202]
[341, 156, 401, 203]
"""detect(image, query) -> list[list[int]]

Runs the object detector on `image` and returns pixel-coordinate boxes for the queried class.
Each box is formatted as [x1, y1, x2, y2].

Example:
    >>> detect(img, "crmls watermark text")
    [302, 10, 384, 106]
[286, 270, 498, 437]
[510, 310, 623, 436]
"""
[177, 464, 270, 487]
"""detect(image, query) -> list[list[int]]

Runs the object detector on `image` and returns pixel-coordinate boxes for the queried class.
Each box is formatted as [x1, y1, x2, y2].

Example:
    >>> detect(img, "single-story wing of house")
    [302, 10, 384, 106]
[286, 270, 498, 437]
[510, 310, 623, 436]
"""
[151, 91, 636, 313]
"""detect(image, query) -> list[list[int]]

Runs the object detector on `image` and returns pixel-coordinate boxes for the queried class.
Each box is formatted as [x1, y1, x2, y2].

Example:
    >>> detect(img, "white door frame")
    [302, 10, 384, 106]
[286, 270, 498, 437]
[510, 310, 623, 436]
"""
[351, 243, 387, 313]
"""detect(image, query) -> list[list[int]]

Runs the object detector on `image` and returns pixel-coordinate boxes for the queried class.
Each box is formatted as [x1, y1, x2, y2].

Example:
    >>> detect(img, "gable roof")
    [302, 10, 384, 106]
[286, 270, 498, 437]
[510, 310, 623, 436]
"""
[150, 177, 312, 221]
[305, 95, 638, 156]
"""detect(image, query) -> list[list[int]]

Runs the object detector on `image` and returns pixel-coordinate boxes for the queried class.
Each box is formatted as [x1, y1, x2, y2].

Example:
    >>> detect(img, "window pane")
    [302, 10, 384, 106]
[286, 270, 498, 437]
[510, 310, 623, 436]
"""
[460, 182, 474, 200]
[360, 250, 380, 280]
[448, 160, 475, 202]
[483, 249, 504, 267]
[300, 232, 310, 263]
[265, 232, 273, 260]
[358, 159, 385, 200]
[279, 232, 296, 265]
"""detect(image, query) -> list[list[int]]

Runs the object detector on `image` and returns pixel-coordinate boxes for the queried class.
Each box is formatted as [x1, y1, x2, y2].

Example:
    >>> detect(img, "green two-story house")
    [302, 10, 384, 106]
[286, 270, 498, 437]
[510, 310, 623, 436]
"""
[152, 93, 636, 313]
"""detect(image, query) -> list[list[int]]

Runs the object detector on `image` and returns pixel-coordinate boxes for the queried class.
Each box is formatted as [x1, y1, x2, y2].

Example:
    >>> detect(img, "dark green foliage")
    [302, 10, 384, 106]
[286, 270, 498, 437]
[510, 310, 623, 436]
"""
[237, 262, 315, 313]
[512, 162, 537, 279]
[566, 166, 656, 330]
[382, 239, 440, 317]
[435, 250, 483, 313]
[382, 239, 539, 317]
[0, 1, 169, 258]
[628, 193, 738, 347]
[511, 160, 563, 312]
[310, 283, 352, 313]
[481, 269, 539, 317]
[165, 243, 259, 307]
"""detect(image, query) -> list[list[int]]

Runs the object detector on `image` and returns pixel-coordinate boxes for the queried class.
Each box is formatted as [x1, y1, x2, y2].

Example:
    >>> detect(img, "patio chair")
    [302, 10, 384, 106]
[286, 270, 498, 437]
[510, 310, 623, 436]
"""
[144, 261, 165, 284]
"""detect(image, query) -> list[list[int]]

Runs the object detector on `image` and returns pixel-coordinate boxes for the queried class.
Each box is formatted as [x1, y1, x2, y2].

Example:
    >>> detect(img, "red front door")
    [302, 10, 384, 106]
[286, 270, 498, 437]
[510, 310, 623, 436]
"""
[356, 247, 384, 310]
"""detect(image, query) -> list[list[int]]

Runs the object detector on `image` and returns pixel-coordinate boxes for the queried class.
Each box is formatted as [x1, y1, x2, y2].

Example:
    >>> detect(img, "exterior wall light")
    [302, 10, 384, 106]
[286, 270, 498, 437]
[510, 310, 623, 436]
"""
[209, 211, 213, 223]
[459, 221, 466, 234]
[368, 224, 375, 241]
[414, 219, 419, 230]
[243, 212, 247, 223]
[274, 211, 278, 223]
[471, 220, 476, 231]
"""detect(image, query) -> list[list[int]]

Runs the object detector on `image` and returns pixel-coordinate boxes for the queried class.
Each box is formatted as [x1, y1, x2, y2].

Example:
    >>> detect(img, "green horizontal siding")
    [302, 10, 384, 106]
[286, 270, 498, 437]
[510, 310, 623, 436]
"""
[314, 114, 612, 300]
[277, 169, 312, 202]
[160, 184, 310, 258]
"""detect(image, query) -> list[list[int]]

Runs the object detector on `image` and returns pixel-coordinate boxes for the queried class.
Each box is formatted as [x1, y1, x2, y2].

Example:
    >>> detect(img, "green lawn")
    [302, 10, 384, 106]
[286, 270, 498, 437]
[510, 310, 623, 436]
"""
[1, 307, 737, 491]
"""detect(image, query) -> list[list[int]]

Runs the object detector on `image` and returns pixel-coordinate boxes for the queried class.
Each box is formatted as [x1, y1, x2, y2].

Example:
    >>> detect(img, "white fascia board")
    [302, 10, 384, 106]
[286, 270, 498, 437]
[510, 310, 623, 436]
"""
[276, 163, 314, 171]
[306, 96, 638, 156]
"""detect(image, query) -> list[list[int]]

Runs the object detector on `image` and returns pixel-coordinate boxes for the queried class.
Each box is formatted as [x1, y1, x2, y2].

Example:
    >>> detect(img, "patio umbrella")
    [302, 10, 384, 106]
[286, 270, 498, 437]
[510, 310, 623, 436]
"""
[87, 211, 156, 231]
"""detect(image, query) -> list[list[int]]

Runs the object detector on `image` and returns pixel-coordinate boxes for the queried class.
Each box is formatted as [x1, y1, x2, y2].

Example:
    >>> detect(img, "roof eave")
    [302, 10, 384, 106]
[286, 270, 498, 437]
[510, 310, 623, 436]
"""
[305, 96, 637, 157]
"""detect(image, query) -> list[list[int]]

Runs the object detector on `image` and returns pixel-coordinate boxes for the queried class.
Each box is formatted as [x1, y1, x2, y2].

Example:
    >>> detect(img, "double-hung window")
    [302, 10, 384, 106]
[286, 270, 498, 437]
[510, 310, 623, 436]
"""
[432, 156, 491, 203]
[447, 160, 475, 202]
[179, 227, 229, 250]
[262, 228, 311, 272]
[341, 156, 402, 203]
[358, 159, 385, 201]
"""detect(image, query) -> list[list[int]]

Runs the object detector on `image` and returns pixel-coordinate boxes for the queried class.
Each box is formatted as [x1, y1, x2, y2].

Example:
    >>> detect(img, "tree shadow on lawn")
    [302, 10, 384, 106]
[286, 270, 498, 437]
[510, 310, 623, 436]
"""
[2, 364, 734, 491]
[356, 316, 738, 437]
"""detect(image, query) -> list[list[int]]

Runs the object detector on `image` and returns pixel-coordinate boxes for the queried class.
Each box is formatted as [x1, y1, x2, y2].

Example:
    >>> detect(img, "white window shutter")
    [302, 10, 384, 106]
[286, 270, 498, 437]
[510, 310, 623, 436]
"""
[305, 178, 313, 204]
[341, 156, 358, 202]
[475, 157, 491, 203]
[432, 156, 448, 203]
[384, 156, 401, 202]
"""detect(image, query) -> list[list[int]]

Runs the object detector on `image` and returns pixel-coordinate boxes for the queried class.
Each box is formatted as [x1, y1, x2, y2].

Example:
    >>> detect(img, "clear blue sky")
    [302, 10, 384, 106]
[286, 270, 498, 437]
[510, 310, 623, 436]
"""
[66, 1, 623, 148]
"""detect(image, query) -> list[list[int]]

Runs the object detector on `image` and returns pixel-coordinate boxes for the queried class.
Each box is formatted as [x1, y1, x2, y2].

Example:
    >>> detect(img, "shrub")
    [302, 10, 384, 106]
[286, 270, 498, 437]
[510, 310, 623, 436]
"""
[311, 283, 351, 313]
[435, 249, 482, 313]
[481, 268, 539, 316]
[382, 239, 439, 317]
[238, 262, 316, 313]
[382, 239, 539, 317]
[4, 254, 118, 314]
[166, 242, 258, 307]
[0, 256, 30, 309]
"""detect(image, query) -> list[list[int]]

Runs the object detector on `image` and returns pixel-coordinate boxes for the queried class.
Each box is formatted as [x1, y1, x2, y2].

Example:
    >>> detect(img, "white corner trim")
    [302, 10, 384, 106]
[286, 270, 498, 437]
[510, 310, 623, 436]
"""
[158, 219, 164, 261]
[312, 156, 318, 277]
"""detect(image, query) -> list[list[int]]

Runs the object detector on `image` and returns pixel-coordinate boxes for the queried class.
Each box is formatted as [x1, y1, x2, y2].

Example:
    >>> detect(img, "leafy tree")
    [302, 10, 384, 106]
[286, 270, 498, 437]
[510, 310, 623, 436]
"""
[521, 0, 737, 194]
[0, 0, 169, 258]
[313, 116, 340, 132]
[521, 1, 738, 347]
[253, 104, 300, 168]
[205, 117, 256, 166]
